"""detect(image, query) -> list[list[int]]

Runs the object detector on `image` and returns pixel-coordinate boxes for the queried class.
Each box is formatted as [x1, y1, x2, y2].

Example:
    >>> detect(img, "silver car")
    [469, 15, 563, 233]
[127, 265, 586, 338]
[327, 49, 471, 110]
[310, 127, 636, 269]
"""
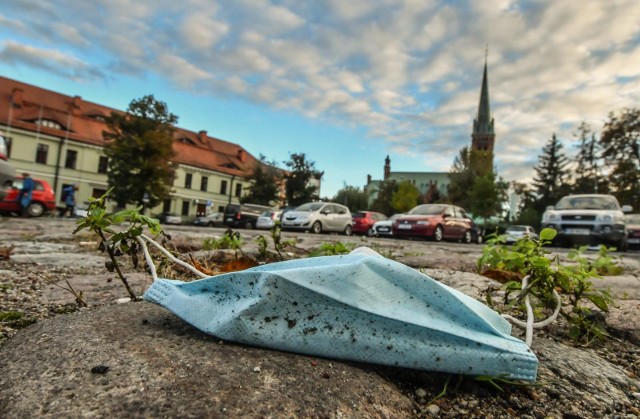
[0, 133, 16, 201]
[256, 210, 282, 230]
[281, 202, 353, 235]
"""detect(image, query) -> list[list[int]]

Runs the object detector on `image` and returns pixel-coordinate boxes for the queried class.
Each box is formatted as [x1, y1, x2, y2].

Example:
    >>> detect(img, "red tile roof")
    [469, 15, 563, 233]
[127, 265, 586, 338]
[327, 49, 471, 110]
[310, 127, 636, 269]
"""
[0, 76, 259, 177]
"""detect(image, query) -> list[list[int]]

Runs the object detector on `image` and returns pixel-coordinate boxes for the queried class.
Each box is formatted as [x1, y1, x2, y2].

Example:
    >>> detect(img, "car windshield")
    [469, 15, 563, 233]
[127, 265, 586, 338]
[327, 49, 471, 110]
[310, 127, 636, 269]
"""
[408, 205, 446, 216]
[260, 211, 271, 217]
[295, 203, 324, 212]
[626, 214, 640, 224]
[507, 226, 526, 232]
[352, 212, 365, 218]
[555, 196, 619, 210]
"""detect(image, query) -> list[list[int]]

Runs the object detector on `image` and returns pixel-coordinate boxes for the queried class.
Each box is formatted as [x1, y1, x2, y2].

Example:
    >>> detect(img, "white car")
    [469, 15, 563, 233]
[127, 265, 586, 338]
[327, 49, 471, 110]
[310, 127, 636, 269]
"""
[371, 214, 404, 237]
[504, 225, 538, 244]
[193, 212, 223, 227]
[281, 202, 353, 235]
[256, 210, 282, 229]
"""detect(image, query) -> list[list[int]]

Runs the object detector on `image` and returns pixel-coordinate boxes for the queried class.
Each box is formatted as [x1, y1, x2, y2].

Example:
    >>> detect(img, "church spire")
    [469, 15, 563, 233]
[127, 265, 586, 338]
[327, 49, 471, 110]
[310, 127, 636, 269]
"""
[472, 48, 495, 152]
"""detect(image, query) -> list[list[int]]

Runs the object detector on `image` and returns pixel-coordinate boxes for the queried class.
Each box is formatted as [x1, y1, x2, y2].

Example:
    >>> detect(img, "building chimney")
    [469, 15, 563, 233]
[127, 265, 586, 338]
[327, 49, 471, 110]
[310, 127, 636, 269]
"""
[71, 95, 82, 115]
[11, 88, 23, 108]
[198, 130, 207, 142]
[237, 149, 246, 163]
[367, 174, 372, 185]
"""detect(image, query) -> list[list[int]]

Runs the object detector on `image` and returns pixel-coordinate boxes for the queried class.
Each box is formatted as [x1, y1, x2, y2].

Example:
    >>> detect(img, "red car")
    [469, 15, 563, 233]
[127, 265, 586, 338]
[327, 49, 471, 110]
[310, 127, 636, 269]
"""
[626, 214, 640, 249]
[351, 211, 388, 236]
[0, 177, 57, 217]
[392, 204, 474, 243]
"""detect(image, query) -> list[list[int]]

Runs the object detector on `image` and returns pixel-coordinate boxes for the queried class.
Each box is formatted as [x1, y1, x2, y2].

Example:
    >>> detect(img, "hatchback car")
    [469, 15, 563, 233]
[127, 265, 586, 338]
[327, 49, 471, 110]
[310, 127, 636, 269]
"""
[504, 225, 538, 244]
[0, 133, 16, 201]
[352, 211, 387, 236]
[193, 212, 223, 227]
[371, 213, 403, 237]
[281, 202, 353, 235]
[156, 212, 182, 225]
[0, 177, 56, 217]
[256, 210, 282, 230]
[392, 204, 474, 243]
[626, 214, 640, 249]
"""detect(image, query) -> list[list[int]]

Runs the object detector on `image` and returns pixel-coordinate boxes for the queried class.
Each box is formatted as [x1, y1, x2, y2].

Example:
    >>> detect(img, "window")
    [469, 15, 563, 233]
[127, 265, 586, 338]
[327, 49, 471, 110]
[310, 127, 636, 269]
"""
[65, 149, 78, 169]
[35, 119, 63, 130]
[185, 173, 192, 189]
[35, 143, 48, 164]
[181, 200, 190, 216]
[218, 205, 225, 213]
[3, 136, 12, 158]
[92, 188, 107, 199]
[235, 182, 243, 197]
[98, 156, 108, 173]
[163, 199, 171, 213]
[200, 176, 208, 192]
[220, 180, 227, 195]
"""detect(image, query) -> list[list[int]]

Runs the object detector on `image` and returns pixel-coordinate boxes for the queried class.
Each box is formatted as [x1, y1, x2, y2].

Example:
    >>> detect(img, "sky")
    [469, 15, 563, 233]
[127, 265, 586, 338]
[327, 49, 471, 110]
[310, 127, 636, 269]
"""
[1, 0, 639, 199]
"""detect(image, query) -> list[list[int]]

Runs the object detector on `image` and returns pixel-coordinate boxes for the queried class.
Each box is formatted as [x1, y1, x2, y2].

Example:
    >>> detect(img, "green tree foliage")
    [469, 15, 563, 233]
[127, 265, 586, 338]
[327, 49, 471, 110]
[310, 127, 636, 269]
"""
[512, 182, 541, 229]
[421, 182, 443, 204]
[531, 134, 571, 212]
[370, 180, 397, 215]
[469, 172, 508, 224]
[447, 146, 493, 210]
[599, 108, 640, 206]
[242, 155, 282, 206]
[333, 186, 369, 211]
[573, 122, 607, 194]
[391, 180, 420, 213]
[103, 95, 177, 209]
[283, 153, 324, 207]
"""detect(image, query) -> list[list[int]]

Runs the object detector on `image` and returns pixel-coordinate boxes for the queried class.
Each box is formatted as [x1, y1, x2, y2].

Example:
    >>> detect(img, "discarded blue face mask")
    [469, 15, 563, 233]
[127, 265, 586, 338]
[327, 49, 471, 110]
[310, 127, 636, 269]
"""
[144, 247, 538, 381]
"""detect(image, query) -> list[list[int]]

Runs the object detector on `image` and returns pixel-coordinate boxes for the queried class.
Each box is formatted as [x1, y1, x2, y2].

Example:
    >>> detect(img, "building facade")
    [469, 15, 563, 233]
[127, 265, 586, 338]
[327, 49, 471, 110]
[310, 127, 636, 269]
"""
[0, 76, 287, 219]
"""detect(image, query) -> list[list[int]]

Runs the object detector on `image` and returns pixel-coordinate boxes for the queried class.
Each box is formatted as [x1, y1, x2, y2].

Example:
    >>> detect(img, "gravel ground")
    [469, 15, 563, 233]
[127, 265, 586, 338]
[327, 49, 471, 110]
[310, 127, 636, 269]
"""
[2, 216, 640, 417]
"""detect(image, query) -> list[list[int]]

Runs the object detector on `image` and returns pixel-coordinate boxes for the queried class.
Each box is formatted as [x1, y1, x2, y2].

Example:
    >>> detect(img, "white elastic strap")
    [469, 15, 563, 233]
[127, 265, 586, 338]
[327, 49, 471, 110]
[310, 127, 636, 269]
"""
[139, 234, 208, 280]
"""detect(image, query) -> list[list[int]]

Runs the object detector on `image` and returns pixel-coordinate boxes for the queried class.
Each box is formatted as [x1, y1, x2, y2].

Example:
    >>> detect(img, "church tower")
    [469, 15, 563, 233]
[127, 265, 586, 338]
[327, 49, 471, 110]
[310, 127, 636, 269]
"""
[471, 53, 495, 153]
[383, 155, 391, 180]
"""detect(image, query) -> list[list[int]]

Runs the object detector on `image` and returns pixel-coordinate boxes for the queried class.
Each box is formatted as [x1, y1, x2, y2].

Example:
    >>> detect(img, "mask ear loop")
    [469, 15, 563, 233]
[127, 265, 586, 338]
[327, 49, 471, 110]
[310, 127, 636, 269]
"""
[500, 275, 562, 347]
[135, 233, 208, 282]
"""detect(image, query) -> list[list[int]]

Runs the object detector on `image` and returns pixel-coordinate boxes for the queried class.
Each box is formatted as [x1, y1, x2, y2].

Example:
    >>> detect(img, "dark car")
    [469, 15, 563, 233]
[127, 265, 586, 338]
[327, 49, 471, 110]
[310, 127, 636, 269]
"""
[0, 177, 56, 217]
[392, 204, 474, 243]
[0, 133, 15, 201]
[224, 203, 271, 229]
[352, 211, 387, 236]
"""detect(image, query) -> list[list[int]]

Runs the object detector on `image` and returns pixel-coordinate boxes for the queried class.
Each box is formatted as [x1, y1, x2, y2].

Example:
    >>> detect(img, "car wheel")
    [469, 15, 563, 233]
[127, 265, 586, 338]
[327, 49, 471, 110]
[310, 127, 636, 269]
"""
[27, 202, 45, 217]
[366, 228, 374, 237]
[433, 225, 443, 242]
[244, 221, 254, 230]
[617, 238, 629, 252]
[462, 230, 472, 244]
[311, 221, 322, 234]
[344, 225, 353, 236]
[207, 222, 215, 227]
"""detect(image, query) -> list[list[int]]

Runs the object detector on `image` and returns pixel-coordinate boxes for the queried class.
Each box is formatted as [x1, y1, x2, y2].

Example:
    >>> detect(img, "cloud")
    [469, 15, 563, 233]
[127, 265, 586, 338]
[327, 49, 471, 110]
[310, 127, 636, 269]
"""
[0, 41, 104, 81]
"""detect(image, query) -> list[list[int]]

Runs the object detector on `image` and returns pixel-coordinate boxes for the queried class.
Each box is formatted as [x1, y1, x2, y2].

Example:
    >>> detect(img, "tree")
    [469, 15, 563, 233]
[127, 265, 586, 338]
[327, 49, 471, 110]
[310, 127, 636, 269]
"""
[531, 134, 571, 212]
[391, 181, 420, 213]
[599, 108, 640, 206]
[283, 153, 324, 207]
[242, 155, 282, 206]
[103, 95, 177, 209]
[333, 186, 368, 211]
[468, 172, 508, 226]
[447, 146, 493, 209]
[370, 180, 397, 215]
[573, 122, 607, 194]
[512, 182, 541, 229]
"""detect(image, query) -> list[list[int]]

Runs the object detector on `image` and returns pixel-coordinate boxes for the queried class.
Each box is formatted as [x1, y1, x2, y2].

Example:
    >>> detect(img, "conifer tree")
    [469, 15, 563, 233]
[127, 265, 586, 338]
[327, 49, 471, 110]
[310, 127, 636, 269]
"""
[573, 122, 607, 194]
[531, 134, 571, 211]
[242, 155, 281, 206]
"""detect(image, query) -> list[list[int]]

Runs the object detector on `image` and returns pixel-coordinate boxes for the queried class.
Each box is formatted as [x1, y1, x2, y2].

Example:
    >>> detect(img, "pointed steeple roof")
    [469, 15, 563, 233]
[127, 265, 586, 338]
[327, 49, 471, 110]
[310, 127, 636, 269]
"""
[473, 51, 494, 135]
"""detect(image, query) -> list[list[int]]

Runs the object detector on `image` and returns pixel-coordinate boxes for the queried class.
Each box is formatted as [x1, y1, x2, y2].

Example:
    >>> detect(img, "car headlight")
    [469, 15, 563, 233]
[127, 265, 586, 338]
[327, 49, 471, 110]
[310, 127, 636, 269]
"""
[596, 213, 613, 222]
[543, 212, 559, 222]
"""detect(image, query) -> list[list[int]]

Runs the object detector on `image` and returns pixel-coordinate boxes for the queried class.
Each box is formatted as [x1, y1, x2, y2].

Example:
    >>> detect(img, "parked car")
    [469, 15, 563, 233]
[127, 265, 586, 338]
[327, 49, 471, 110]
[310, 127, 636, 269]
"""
[392, 204, 474, 243]
[371, 213, 404, 237]
[281, 202, 353, 235]
[224, 203, 271, 229]
[0, 133, 16, 201]
[193, 212, 223, 227]
[625, 214, 640, 249]
[155, 212, 183, 225]
[256, 210, 283, 230]
[542, 194, 632, 250]
[352, 211, 387, 236]
[0, 176, 56, 217]
[504, 225, 538, 244]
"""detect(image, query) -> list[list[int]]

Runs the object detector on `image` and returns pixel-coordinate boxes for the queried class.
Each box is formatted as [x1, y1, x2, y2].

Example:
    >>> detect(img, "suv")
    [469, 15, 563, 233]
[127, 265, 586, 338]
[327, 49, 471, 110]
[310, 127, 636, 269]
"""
[0, 177, 57, 217]
[542, 194, 632, 250]
[0, 133, 16, 201]
[281, 202, 353, 235]
[224, 203, 271, 229]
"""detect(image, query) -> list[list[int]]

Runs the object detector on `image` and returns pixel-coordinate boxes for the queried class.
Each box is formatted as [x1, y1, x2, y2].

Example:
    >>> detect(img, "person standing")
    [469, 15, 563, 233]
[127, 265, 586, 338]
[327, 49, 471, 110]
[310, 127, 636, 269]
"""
[63, 184, 78, 217]
[19, 172, 34, 217]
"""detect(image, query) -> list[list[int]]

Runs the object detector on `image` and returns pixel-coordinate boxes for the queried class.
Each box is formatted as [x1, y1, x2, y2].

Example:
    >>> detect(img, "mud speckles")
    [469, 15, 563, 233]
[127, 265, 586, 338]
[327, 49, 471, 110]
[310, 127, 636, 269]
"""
[286, 318, 297, 328]
[303, 327, 318, 335]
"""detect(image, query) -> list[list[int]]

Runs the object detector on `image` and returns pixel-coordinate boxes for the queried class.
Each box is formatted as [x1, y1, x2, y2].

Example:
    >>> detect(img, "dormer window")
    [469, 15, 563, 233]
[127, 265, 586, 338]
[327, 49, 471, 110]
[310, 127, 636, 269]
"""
[35, 119, 63, 130]
[178, 137, 196, 145]
[90, 115, 106, 122]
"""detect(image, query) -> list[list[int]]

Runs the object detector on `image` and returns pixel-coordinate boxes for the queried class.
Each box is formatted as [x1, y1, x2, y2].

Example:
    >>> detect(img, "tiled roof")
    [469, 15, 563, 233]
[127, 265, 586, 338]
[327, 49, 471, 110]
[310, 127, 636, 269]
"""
[0, 76, 258, 177]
